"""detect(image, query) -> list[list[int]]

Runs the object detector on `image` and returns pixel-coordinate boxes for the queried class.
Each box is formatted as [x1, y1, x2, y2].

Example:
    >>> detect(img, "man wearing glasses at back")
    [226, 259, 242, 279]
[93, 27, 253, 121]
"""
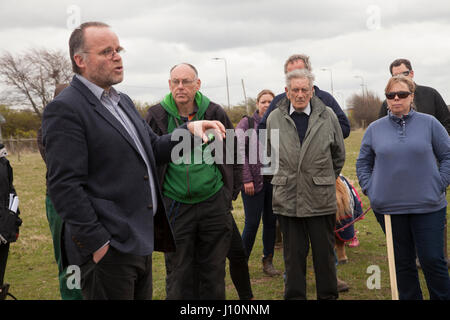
[378, 58, 450, 133]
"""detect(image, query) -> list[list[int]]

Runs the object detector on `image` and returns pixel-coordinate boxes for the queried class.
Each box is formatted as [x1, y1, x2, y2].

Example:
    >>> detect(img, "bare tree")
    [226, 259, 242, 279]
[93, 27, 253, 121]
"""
[347, 90, 382, 129]
[0, 48, 73, 118]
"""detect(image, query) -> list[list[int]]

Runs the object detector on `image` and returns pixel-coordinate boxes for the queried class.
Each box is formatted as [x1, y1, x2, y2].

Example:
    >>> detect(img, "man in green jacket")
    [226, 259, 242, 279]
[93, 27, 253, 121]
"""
[266, 68, 345, 300]
[145, 63, 247, 299]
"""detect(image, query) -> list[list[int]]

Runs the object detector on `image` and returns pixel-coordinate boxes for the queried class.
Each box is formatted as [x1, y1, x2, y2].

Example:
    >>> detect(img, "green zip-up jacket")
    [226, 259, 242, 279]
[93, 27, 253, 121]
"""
[145, 95, 242, 207]
[266, 96, 345, 218]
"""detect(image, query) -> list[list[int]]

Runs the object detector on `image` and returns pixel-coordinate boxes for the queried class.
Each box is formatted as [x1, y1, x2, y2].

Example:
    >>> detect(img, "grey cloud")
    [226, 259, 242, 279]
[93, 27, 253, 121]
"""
[0, 0, 166, 29]
[2, 0, 449, 54]
[1, 0, 450, 106]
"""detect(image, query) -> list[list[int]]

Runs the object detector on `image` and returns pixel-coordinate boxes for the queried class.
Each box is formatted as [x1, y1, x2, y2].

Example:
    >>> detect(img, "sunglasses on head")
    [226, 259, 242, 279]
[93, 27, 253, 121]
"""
[385, 91, 411, 100]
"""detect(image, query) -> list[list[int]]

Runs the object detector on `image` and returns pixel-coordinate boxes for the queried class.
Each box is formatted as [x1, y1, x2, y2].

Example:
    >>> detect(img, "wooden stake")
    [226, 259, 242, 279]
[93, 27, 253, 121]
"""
[385, 214, 399, 300]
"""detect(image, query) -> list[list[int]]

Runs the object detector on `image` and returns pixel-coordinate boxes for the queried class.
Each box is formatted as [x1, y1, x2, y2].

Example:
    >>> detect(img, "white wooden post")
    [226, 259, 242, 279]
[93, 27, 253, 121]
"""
[385, 214, 399, 300]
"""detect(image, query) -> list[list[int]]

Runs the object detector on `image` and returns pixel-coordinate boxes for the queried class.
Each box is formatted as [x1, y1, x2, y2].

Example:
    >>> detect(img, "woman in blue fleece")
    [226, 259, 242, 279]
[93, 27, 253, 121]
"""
[357, 75, 450, 300]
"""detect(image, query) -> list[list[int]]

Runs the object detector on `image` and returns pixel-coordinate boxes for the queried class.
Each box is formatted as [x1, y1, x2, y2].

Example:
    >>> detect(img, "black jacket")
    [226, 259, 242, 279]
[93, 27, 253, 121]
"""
[0, 151, 20, 246]
[42, 76, 178, 266]
[379, 84, 450, 134]
[0, 156, 15, 211]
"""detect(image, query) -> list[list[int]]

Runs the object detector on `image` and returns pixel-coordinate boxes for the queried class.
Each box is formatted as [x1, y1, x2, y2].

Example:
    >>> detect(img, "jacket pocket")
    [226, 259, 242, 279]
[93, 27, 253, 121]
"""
[271, 176, 289, 213]
[312, 176, 335, 186]
[90, 197, 130, 243]
[311, 176, 336, 211]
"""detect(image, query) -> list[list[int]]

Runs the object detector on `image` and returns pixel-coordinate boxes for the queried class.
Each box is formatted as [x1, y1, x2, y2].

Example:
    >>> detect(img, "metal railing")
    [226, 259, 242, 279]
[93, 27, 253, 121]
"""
[1, 138, 39, 161]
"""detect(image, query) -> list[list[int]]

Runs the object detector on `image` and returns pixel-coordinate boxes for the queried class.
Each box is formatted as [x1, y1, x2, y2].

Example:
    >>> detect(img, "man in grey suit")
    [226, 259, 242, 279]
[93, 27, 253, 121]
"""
[42, 21, 225, 300]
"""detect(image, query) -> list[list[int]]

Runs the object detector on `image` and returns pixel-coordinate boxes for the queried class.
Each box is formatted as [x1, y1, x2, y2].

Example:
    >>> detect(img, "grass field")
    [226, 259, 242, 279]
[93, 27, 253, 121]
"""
[2, 129, 449, 300]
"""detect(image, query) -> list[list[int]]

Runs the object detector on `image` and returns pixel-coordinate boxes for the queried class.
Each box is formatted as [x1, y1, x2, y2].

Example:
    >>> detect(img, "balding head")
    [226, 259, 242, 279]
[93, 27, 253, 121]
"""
[170, 63, 198, 78]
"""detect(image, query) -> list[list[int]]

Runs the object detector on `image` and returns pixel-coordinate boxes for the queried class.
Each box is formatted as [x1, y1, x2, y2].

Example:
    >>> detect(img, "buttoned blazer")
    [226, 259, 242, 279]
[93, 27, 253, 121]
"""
[42, 76, 175, 266]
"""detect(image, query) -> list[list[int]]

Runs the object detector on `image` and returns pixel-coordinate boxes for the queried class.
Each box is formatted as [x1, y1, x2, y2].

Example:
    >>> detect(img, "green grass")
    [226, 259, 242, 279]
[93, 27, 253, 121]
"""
[2, 129, 449, 300]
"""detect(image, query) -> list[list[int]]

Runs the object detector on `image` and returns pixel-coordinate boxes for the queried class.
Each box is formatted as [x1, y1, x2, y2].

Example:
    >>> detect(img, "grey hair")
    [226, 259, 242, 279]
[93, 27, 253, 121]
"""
[283, 54, 312, 74]
[285, 69, 315, 90]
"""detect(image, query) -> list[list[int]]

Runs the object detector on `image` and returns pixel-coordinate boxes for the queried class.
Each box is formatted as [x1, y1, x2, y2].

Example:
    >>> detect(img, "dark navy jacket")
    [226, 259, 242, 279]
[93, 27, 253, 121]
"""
[258, 85, 351, 139]
[42, 76, 177, 266]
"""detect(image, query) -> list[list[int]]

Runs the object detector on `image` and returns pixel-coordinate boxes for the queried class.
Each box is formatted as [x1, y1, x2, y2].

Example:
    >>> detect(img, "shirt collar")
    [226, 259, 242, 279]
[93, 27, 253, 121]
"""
[76, 74, 120, 103]
[388, 108, 415, 122]
[289, 102, 311, 116]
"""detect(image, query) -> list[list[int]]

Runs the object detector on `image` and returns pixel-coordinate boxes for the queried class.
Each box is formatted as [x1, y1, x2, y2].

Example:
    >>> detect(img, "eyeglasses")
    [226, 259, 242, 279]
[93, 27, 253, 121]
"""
[385, 91, 411, 100]
[83, 47, 125, 59]
[171, 79, 197, 86]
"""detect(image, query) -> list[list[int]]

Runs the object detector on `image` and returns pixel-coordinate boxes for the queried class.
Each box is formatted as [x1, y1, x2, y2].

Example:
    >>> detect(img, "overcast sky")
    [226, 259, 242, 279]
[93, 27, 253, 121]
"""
[1, 0, 450, 110]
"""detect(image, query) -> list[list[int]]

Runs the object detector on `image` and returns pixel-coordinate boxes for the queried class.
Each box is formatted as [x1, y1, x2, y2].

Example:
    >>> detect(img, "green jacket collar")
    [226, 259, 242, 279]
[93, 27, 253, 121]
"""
[160, 91, 210, 132]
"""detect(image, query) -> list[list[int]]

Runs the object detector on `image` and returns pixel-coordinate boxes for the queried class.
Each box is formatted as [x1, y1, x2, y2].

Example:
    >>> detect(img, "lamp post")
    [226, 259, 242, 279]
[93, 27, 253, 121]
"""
[334, 91, 346, 113]
[354, 75, 368, 128]
[354, 75, 366, 97]
[212, 57, 230, 109]
[320, 67, 334, 96]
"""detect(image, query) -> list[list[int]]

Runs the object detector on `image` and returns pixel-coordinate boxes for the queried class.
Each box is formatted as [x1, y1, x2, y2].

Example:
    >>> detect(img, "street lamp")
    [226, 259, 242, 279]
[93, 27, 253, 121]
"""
[334, 91, 346, 113]
[354, 75, 368, 127]
[320, 67, 334, 96]
[212, 57, 230, 109]
[354, 75, 366, 97]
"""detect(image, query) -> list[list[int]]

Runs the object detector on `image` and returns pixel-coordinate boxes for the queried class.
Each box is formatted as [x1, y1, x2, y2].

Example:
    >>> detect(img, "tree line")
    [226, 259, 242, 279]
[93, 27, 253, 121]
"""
[0, 105, 41, 139]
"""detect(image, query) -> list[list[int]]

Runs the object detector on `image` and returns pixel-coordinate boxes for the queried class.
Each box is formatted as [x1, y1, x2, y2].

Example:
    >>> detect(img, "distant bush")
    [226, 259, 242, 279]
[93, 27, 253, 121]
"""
[224, 98, 257, 127]
[0, 105, 41, 138]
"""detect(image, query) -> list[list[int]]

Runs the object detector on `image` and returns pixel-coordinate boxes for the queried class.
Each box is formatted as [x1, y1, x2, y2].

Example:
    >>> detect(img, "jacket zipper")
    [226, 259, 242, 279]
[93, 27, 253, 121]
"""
[186, 165, 191, 200]
[175, 116, 192, 200]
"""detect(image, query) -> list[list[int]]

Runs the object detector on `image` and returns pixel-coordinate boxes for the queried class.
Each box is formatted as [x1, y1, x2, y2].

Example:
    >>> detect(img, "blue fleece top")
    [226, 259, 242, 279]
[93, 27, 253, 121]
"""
[356, 110, 450, 215]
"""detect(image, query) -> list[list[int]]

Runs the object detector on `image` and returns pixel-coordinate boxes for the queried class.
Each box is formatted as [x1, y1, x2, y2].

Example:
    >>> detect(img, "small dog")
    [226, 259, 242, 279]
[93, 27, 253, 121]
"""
[336, 176, 352, 221]
[335, 175, 364, 263]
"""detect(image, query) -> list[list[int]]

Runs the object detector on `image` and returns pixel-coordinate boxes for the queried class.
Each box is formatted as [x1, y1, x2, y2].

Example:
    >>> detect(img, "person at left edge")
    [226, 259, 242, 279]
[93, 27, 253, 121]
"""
[0, 144, 21, 300]
[42, 22, 225, 300]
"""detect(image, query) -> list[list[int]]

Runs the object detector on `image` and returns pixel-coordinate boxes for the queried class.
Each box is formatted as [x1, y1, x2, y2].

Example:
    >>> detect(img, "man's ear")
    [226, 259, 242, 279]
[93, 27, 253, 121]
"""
[73, 54, 85, 72]
[285, 86, 291, 101]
